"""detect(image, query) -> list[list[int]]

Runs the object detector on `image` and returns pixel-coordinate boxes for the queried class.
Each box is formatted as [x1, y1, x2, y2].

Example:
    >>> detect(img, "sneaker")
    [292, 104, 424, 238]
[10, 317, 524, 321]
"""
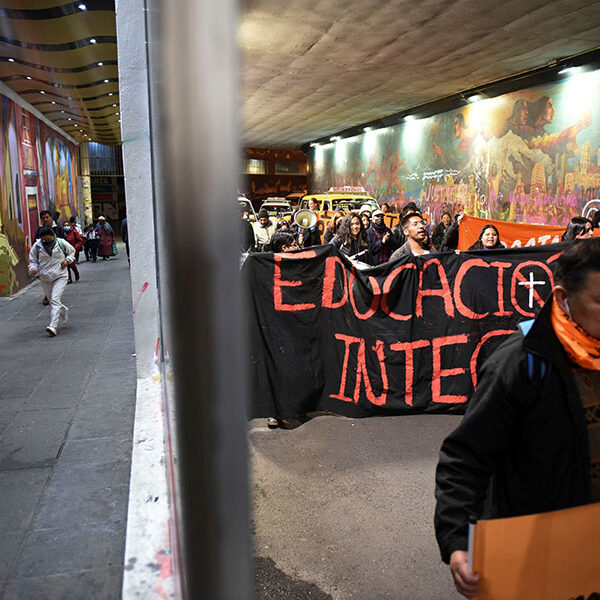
[60, 307, 69, 324]
[267, 417, 279, 428]
[46, 326, 57, 336]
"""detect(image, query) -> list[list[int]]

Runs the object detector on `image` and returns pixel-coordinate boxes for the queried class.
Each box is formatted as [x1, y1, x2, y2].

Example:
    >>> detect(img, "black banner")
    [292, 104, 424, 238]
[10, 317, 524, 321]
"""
[245, 244, 562, 419]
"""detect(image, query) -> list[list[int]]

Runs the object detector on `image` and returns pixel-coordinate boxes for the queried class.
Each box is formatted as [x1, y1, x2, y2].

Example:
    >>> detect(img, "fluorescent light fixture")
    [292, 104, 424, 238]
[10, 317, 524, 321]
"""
[26, 76, 32, 80]
[559, 66, 580, 75]
[90, 38, 97, 44]
[8, 58, 14, 62]
[404, 115, 415, 121]
[330, 135, 341, 141]
[60, 110, 65, 113]
[97, 62, 103, 66]
[108, 92, 113, 96]
[51, 101, 56, 104]
[309, 142, 319, 148]
[115, 112, 119, 115]
[363, 126, 373, 132]
[78, 3, 87, 10]
[67, 118, 72, 120]
[467, 94, 483, 103]
[112, 104, 117, 107]
[104, 79, 109, 83]
[40, 90, 45, 94]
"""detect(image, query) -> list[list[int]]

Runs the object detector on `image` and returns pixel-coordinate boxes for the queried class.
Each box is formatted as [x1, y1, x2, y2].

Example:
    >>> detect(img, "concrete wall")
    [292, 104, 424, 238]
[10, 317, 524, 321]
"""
[115, 0, 160, 379]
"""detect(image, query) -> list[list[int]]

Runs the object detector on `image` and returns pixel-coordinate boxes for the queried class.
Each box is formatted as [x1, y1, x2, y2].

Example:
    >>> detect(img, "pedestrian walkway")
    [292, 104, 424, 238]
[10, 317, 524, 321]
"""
[0, 246, 136, 599]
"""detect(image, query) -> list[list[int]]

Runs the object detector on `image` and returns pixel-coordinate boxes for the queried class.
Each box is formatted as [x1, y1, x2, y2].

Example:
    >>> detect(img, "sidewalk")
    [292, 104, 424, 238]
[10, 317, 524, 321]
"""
[0, 247, 136, 599]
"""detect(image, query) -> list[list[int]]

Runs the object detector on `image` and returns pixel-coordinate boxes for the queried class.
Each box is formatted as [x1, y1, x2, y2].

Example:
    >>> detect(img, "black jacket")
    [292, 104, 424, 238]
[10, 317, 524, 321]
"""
[34, 223, 65, 240]
[434, 296, 591, 564]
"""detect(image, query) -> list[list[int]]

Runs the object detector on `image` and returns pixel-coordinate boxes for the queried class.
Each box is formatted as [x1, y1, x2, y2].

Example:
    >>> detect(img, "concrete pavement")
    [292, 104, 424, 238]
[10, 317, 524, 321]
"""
[250, 413, 464, 600]
[0, 247, 136, 599]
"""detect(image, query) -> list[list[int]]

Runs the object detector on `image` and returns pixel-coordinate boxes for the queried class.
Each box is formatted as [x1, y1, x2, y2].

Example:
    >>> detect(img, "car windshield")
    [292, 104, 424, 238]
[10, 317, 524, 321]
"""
[335, 198, 378, 211]
[263, 203, 291, 216]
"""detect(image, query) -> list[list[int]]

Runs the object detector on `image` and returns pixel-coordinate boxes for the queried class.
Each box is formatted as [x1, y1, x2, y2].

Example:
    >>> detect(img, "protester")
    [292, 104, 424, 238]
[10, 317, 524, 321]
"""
[331, 212, 373, 264]
[380, 202, 392, 214]
[467, 224, 504, 250]
[69, 215, 83, 237]
[359, 206, 372, 230]
[34, 210, 66, 305]
[271, 231, 299, 252]
[562, 216, 594, 241]
[367, 209, 398, 264]
[439, 212, 463, 252]
[323, 208, 345, 245]
[308, 198, 319, 212]
[389, 212, 434, 260]
[431, 212, 452, 249]
[276, 219, 291, 232]
[592, 210, 600, 230]
[95, 216, 114, 261]
[392, 202, 423, 247]
[434, 237, 600, 598]
[62, 220, 83, 282]
[253, 209, 277, 251]
[28, 226, 75, 336]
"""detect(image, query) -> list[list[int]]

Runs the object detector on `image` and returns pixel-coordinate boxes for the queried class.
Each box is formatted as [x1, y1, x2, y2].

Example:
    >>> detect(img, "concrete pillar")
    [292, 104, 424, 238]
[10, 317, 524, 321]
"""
[115, 0, 160, 379]
[77, 144, 92, 226]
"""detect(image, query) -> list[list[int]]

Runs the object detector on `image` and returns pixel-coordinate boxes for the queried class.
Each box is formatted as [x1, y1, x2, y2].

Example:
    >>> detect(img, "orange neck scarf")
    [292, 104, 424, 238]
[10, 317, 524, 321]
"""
[551, 297, 600, 371]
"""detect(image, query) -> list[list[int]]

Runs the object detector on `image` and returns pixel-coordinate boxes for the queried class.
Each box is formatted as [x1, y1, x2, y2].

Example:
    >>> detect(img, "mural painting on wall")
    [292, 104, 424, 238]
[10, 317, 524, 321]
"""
[311, 71, 600, 227]
[0, 94, 78, 295]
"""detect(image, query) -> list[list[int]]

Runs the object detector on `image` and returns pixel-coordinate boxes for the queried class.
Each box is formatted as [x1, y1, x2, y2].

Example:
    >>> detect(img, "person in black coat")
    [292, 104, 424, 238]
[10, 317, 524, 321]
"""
[434, 238, 600, 597]
[34, 210, 65, 240]
[431, 212, 451, 249]
[330, 212, 373, 265]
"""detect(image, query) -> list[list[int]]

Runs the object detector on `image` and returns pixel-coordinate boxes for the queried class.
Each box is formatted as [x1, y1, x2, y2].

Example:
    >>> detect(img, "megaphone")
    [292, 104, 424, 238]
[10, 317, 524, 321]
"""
[294, 209, 317, 229]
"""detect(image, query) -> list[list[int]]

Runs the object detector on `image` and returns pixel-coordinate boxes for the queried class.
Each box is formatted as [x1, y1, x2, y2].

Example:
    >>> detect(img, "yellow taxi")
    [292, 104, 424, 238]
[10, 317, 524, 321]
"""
[299, 187, 380, 213]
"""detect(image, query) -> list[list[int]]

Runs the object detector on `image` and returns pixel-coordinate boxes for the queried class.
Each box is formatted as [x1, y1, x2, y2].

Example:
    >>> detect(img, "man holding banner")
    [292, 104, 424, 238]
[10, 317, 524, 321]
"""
[434, 238, 600, 597]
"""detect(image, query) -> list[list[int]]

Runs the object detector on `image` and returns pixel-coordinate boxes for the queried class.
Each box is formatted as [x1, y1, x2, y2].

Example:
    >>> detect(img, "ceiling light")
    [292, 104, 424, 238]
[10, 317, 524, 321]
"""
[363, 127, 373, 132]
[51, 101, 56, 104]
[68, 118, 72, 120]
[8, 58, 15, 63]
[115, 112, 119, 115]
[104, 79, 109, 83]
[54, 83, 60, 87]
[404, 115, 415, 121]
[40, 90, 45, 94]
[78, 3, 87, 10]
[559, 66, 580, 75]
[309, 142, 319, 148]
[467, 94, 483, 103]
[60, 110, 65, 113]
[90, 38, 96, 44]
[74, 124, 78, 127]
[112, 104, 117, 107]
[108, 92, 113, 96]
[97, 62, 103, 66]
[330, 136, 341, 141]
[26, 76, 32, 80]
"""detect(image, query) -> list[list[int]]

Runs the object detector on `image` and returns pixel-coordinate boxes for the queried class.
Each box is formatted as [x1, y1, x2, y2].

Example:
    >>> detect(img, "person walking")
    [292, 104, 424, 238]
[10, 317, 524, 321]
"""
[63, 220, 83, 282]
[95, 216, 114, 261]
[28, 226, 75, 336]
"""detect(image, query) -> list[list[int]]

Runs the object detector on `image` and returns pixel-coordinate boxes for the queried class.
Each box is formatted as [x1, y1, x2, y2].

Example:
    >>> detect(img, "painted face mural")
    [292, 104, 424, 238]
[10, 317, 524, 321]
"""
[0, 95, 78, 296]
[311, 71, 600, 229]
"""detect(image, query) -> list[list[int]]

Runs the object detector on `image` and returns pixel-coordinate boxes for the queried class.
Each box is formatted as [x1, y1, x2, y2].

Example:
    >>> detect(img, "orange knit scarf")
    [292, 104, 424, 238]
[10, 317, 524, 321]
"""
[551, 297, 600, 371]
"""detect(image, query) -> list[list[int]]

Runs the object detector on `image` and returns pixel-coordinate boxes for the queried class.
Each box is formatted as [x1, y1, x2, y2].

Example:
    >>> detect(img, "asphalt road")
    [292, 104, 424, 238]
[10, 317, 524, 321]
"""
[250, 413, 465, 600]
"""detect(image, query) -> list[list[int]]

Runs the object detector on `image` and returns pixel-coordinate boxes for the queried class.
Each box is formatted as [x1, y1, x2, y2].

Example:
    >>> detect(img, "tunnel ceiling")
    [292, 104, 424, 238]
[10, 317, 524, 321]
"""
[0, 0, 119, 145]
[241, 0, 600, 149]
[2, 1, 600, 150]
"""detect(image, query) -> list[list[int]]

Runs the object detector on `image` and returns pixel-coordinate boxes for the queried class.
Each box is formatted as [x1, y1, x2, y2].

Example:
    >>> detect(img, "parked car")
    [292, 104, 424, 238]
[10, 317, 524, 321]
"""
[238, 196, 257, 222]
[259, 198, 293, 219]
[285, 191, 306, 210]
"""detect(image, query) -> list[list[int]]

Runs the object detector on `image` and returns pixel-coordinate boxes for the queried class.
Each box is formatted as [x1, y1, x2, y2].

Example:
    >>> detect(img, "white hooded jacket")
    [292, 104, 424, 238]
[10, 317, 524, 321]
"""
[28, 238, 75, 282]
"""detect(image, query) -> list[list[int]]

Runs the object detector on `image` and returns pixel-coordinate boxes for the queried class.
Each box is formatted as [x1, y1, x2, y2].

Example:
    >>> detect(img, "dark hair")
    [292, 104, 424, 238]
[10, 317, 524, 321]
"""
[526, 95, 551, 128]
[441, 211, 451, 220]
[562, 216, 592, 241]
[69, 216, 77, 224]
[271, 231, 296, 252]
[276, 219, 290, 231]
[38, 226, 54, 238]
[401, 211, 423, 229]
[468, 224, 503, 250]
[381, 202, 391, 210]
[338, 212, 368, 247]
[328, 209, 345, 232]
[39, 210, 51, 218]
[591, 210, 600, 229]
[401, 202, 420, 216]
[257, 209, 269, 219]
[554, 238, 600, 294]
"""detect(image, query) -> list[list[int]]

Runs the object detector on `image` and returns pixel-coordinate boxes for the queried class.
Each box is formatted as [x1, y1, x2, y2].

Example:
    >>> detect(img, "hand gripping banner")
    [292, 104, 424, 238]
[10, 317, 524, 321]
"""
[244, 244, 563, 420]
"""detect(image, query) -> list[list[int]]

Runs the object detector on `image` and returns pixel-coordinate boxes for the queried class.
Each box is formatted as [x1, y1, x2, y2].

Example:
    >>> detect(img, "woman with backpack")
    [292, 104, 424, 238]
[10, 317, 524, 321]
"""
[28, 226, 76, 336]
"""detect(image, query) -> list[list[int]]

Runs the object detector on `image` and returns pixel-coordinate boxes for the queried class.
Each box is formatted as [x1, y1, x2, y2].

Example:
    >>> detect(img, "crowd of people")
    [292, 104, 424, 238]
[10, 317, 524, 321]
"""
[242, 200, 599, 264]
[28, 210, 118, 336]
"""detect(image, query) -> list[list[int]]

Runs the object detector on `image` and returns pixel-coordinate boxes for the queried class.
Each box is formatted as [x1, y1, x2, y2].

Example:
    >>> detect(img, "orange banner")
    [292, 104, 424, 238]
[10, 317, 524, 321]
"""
[458, 214, 565, 251]
[471, 502, 600, 599]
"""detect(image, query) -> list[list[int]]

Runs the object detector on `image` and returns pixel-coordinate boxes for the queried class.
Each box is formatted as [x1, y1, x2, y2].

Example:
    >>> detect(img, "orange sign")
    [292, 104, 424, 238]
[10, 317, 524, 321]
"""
[471, 502, 600, 599]
[458, 214, 565, 251]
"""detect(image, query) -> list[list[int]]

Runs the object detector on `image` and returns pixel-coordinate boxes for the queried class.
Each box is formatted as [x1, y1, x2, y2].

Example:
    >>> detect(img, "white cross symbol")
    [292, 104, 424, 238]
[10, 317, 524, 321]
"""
[518, 271, 546, 308]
